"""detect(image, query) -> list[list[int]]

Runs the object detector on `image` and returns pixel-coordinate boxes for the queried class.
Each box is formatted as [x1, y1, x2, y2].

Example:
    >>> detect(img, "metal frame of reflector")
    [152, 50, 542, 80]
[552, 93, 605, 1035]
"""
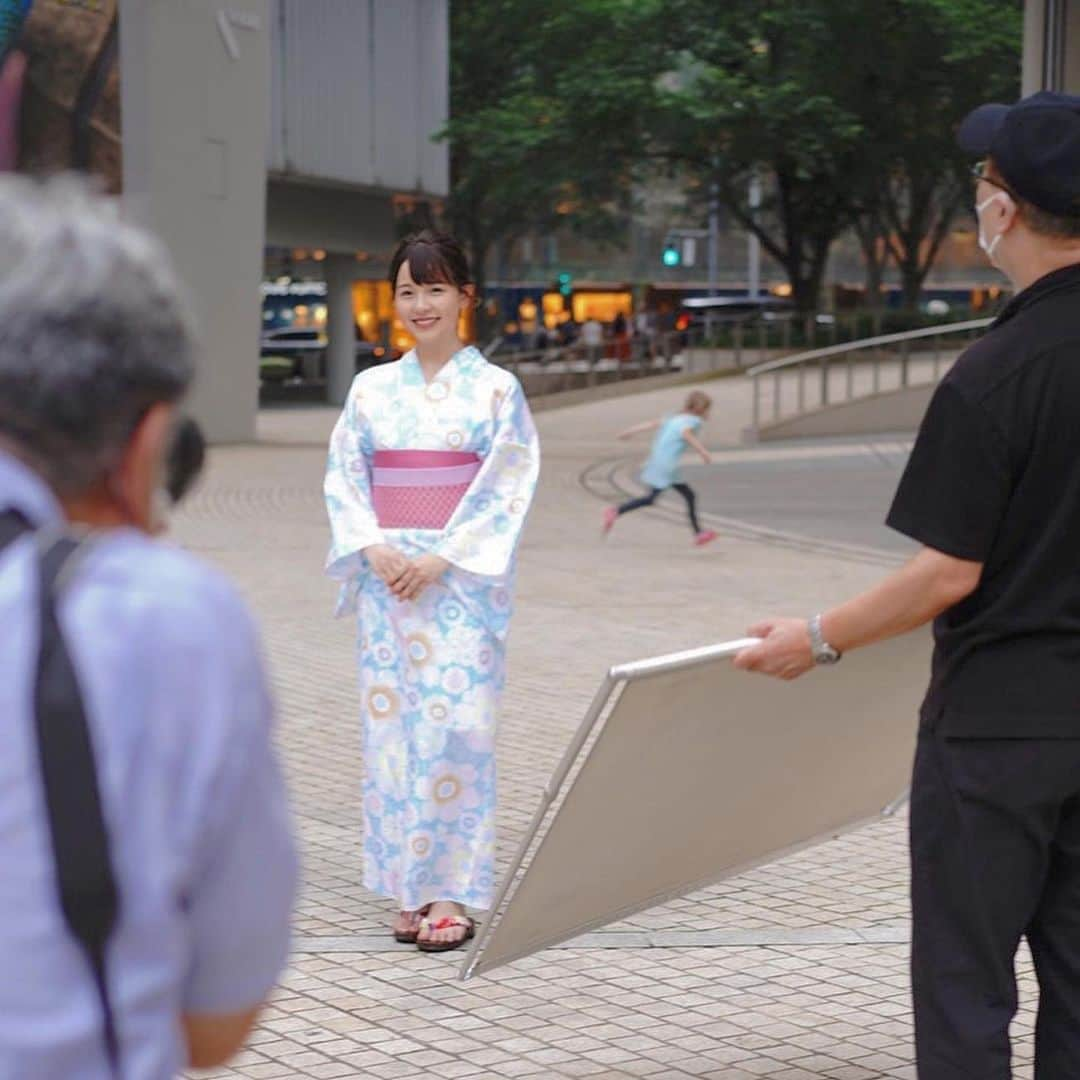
[462, 633, 925, 980]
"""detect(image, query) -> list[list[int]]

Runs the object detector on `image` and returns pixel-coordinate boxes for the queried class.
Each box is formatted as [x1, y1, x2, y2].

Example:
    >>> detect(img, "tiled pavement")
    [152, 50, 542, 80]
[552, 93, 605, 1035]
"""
[177, 375, 1038, 1079]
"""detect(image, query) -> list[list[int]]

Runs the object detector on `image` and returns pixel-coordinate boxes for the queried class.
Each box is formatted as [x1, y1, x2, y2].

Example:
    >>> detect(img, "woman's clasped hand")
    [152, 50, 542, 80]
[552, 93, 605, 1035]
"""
[364, 544, 449, 602]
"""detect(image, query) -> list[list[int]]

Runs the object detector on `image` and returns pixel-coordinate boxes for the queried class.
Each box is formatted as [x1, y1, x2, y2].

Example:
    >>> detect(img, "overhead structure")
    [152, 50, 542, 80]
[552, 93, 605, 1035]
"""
[119, 0, 449, 440]
[463, 630, 930, 981]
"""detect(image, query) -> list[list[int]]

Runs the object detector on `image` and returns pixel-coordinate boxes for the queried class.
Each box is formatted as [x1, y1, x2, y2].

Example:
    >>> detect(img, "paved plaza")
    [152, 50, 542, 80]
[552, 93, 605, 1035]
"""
[177, 374, 1038, 1080]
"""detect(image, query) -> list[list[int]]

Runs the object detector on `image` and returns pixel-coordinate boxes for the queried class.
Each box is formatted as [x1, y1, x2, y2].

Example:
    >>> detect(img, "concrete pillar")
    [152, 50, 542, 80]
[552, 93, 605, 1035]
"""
[119, 0, 270, 443]
[1023, 0, 1048, 94]
[1024, 0, 1080, 92]
[325, 253, 357, 406]
[1068, 0, 1080, 89]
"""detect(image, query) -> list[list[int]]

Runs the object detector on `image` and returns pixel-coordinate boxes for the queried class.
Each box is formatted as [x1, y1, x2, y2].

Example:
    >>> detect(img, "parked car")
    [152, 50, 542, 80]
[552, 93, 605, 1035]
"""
[259, 327, 396, 381]
[676, 295, 796, 333]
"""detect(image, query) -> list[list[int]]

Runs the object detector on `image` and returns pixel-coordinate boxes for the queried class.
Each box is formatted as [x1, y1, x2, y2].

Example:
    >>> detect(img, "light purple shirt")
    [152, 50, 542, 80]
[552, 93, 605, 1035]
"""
[0, 452, 297, 1078]
[0, 448, 63, 528]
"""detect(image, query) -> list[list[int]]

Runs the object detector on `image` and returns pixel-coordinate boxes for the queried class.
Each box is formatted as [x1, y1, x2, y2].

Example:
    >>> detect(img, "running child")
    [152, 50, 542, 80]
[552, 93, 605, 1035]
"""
[602, 390, 717, 546]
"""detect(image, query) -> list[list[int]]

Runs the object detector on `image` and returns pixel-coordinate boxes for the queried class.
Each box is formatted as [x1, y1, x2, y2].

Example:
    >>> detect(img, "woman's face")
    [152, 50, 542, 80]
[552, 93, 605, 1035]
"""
[393, 261, 468, 347]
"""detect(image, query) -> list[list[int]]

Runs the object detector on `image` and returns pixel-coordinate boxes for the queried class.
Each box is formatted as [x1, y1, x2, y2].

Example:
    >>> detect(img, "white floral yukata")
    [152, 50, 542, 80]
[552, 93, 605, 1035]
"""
[324, 346, 540, 911]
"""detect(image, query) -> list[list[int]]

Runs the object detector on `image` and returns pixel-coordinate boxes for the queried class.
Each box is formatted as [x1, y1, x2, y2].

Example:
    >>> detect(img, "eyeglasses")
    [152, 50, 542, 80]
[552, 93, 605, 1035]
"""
[970, 160, 1017, 200]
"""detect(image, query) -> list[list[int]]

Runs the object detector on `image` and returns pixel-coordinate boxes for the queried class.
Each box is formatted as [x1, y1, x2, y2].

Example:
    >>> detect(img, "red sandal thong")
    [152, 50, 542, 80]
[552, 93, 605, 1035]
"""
[416, 914, 475, 953]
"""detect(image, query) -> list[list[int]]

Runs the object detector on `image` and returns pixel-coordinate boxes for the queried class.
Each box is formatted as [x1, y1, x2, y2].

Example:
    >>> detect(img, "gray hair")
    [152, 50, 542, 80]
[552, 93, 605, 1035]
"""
[0, 175, 195, 497]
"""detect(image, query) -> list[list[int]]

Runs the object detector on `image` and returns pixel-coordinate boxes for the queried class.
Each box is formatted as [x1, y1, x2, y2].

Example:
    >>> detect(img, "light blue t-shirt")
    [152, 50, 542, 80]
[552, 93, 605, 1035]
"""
[0, 454, 297, 1079]
[640, 413, 703, 490]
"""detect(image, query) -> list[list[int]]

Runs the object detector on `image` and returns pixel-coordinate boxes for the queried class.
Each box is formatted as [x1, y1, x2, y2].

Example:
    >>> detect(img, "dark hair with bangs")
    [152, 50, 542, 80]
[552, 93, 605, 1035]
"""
[388, 230, 473, 292]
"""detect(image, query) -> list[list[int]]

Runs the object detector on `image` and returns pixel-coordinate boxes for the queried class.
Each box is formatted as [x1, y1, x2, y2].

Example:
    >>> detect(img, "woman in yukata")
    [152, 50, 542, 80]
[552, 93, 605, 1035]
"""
[324, 231, 540, 952]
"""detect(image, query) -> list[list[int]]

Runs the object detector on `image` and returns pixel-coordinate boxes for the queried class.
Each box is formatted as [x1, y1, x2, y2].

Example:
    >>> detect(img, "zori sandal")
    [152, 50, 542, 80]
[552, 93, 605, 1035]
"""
[416, 914, 476, 953]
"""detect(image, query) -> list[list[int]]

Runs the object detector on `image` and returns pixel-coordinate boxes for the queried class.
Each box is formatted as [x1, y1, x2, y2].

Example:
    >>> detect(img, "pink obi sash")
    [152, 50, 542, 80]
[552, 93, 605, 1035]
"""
[371, 450, 481, 529]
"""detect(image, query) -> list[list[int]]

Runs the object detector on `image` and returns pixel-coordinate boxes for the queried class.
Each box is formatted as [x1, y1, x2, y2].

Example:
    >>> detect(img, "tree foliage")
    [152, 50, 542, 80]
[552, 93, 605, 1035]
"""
[441, 0, 670, 314]
[839, 0, 1022, 306]
[653, 0, 868, 310]
[655, 0, 1021, 310]
[443, 0, 1023, 313]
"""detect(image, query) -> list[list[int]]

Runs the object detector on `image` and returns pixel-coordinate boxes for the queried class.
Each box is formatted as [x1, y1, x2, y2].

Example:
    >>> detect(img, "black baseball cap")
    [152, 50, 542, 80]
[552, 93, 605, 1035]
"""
[958, 91, 1080, 218]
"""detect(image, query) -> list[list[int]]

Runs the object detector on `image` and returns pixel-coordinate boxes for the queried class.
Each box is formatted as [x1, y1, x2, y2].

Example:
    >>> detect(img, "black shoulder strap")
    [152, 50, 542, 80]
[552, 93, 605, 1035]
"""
[34, 536, 122, 1078]
[0, 507, 30, 550]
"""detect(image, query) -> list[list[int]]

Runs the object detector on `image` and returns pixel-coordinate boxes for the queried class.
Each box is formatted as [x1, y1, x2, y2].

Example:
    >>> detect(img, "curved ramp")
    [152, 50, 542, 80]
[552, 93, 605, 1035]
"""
[754, 383, 936, 441]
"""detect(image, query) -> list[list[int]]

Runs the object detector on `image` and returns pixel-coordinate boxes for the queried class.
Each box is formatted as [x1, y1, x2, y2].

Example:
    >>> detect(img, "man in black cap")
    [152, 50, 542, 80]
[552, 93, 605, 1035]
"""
[734, 91, 1080, 1077]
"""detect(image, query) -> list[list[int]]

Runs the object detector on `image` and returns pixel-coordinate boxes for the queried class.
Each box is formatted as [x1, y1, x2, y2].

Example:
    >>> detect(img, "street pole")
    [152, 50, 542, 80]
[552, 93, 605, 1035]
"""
[747, 172, 762, 299]
[706, 165, 720, 342]
[707, 176, 719, 297]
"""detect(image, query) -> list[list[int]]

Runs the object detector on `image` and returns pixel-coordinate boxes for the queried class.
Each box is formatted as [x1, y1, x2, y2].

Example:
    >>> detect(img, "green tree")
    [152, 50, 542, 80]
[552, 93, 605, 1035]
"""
[442, 0, 670, 334]
[654, 0, 865, 311]
[654, 0, 1021, 311]
[841, 0, 1022, 308]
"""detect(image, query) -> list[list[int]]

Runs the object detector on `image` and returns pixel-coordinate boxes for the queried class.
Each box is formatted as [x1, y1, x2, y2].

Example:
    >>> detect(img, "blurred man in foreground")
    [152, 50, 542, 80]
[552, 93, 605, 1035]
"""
[0, 176, 297, 1078]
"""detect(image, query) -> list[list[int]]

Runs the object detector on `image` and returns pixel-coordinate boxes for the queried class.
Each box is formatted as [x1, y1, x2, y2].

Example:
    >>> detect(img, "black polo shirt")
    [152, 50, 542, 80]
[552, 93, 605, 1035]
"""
[887, 262, 1080, 736]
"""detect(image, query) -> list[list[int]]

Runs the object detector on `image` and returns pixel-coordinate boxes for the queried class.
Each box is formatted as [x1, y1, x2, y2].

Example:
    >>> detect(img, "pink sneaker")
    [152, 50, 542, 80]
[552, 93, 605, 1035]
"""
[694, 529, 718, 547]
[602, 506, 618, 535]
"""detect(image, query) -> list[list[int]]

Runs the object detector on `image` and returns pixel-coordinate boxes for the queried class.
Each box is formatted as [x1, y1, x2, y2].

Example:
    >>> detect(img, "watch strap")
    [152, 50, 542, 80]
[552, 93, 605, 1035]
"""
[808, 613, 841, 664]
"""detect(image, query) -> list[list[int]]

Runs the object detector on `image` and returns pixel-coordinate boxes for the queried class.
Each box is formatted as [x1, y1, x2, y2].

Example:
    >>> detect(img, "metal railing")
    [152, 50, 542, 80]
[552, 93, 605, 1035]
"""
[491, 330, 689, 394]
[747, 317, 994, 433]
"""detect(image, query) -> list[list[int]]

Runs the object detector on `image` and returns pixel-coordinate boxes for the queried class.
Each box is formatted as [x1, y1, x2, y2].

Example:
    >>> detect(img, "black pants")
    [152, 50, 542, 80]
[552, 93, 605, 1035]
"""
[617, 484, 702, 535]
[910, 731, 1080, 1078]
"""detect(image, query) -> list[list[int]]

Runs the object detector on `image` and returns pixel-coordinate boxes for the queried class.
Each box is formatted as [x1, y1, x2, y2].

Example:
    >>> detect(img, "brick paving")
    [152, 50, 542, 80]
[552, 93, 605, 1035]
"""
[177, 375, 1038, 1078]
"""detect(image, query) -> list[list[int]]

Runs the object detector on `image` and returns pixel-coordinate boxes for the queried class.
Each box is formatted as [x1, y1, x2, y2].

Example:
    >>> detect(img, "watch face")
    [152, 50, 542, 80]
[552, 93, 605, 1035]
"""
[815, 648, 841, 665]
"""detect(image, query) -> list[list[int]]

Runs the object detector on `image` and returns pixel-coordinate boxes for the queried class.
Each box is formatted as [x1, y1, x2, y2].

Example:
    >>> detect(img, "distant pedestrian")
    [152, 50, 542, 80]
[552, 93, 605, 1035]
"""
[603, 390, 717, 546]
[612, 311, 630, 362]
[634, 310, 656, 360]
[581, 315, 604, 365]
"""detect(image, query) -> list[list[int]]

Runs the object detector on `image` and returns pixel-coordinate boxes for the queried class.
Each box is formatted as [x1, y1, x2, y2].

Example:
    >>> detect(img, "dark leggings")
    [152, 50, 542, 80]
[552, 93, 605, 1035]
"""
[617, 484, 702, 534]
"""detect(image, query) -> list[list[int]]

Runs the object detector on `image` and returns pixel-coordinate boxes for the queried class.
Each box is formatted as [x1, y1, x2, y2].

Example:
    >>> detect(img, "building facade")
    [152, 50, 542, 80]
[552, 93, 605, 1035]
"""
[120, 0, 448, 440]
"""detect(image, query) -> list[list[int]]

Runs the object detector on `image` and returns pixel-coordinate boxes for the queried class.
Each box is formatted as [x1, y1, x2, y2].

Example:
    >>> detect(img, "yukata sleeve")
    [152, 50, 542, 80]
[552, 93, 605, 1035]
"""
[434, 377, 540, 578]
[324, 382, 385, 580]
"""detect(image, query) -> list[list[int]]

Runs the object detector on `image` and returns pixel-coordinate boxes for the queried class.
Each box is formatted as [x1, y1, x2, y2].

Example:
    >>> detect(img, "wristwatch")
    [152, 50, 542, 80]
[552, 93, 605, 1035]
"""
[808, 613, 842, 665]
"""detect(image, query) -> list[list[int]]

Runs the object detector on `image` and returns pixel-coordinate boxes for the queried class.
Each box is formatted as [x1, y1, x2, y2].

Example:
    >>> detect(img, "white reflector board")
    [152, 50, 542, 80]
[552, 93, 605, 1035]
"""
[462, 630, 929, 980]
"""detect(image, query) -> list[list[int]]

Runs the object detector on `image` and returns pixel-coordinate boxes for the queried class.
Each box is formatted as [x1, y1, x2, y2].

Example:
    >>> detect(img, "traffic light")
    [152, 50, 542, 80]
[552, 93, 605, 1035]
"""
[556, 271, 573, 298]
[662, 240, 681, 267]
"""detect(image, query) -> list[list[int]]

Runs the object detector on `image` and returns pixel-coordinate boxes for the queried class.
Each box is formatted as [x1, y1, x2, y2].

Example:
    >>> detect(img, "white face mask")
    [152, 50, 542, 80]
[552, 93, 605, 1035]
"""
[975, 192, 1008, 260]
